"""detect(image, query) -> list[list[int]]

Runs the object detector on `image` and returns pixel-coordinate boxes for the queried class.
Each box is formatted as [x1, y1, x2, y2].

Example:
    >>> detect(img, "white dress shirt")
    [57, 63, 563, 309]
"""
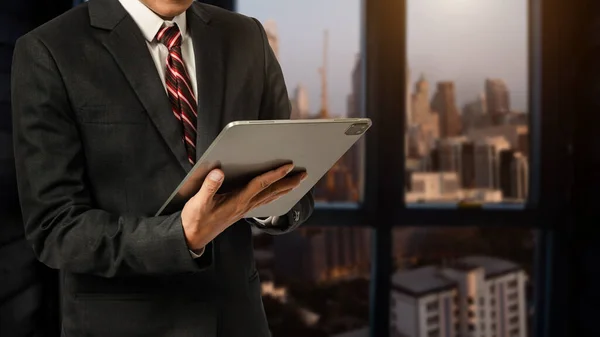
[118, 0, 276, 259]
[118, 0, 197, 98]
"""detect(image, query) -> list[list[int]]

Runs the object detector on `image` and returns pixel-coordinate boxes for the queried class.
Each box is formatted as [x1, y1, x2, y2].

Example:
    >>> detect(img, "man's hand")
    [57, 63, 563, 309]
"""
[181, 163, 307, 251]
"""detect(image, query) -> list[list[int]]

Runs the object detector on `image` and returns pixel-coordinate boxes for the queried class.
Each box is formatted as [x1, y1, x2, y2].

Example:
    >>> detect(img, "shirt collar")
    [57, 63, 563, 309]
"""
[118, 0, 187, 43]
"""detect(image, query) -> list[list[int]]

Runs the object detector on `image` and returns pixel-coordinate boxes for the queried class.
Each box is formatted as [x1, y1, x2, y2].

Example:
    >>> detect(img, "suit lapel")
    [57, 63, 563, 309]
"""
[187, 8, 225, 161]
[99, 12, 192, 173]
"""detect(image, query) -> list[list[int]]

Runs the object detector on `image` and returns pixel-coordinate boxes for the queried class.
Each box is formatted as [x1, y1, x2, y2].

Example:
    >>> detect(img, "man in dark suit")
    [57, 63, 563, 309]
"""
[11, 0, 314, 336]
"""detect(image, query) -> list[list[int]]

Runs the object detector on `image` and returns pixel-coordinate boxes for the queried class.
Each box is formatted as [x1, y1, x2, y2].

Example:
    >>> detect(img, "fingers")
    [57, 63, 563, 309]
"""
[243, 163, 295, 199]
[253, 171, 307, 204]
[254, 187, 294, 208]
[196, 169, 225, 204]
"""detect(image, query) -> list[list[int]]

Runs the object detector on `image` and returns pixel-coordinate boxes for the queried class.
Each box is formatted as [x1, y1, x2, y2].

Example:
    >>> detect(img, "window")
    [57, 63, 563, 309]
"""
[428, 329, 440, 337]
[426, 301, 438, 312]
[427, 315, 439, 325]
[237, 0, 365, 207]
[404, 0, 530, 207]
[235, 0, 559, 337]
[237, 1, 370, 336]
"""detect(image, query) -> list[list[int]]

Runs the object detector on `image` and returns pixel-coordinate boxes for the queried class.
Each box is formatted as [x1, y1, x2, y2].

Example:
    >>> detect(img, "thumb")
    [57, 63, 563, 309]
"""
[197, 169, 224, 202]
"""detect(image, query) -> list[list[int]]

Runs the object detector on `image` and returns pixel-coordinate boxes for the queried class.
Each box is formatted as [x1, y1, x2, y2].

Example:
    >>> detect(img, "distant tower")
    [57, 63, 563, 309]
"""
[485, 78, 510, 125]
[318, 30, 329, 119]
[431, 81, 462, 138]
[291, 84, 310, 119]
[263, 19, 279, 60]
[406, 67, 412, 128]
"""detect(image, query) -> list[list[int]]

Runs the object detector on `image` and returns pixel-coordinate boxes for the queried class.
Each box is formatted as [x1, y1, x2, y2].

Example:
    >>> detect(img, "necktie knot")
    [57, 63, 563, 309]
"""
[156, 23, 182, 49]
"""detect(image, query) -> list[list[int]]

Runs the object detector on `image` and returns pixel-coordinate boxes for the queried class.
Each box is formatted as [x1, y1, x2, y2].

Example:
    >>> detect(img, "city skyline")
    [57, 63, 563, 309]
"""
[237, 0, 528, 116]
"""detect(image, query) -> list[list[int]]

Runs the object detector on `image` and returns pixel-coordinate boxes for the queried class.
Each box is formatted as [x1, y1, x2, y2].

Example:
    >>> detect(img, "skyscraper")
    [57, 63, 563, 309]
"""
[273, 227, 371, 283]
[291, 84, 310, 119]
[474, 136, 511, 189]
[499, 150, 529, 200]
[263, 19, 279, 60]
[462, 93, 489, 132]
[406, 67, 412, 128]
[408, 75, 439, 158]
[485, 79, 511, 125]
[431, 81, 462, 138]
[345, 55, 364, 199]
[411, 74, 435, 125]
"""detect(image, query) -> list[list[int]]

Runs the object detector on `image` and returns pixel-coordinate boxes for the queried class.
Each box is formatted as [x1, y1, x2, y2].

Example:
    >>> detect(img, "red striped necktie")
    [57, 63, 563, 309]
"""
[156, 23, 197, 165]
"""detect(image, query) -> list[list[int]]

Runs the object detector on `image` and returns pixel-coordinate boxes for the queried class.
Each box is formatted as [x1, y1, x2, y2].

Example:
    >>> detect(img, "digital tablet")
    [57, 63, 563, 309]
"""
[156, 118, 372, 218]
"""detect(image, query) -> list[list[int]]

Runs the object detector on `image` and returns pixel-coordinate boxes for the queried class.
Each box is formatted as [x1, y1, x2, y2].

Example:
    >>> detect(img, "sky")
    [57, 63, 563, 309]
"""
[236, 0, 528, 116]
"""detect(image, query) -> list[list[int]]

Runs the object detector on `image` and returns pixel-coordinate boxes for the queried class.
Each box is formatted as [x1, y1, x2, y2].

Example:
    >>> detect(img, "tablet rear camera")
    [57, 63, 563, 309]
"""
[345, 123, 368, 135]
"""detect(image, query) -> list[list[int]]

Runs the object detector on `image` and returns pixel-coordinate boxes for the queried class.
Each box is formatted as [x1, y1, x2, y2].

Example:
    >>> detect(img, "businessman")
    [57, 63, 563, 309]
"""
[11, 0, 314, 336]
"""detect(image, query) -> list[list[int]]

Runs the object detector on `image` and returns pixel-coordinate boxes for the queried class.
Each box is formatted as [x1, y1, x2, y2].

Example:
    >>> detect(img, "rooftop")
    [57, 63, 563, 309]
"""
[391, 256, 524, 297]
[391, 266, 456, 297]
[457, 255, 522, 279]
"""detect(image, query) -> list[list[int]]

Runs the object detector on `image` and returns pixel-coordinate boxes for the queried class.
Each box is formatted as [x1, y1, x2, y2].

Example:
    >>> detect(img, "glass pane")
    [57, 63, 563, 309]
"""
[237, 0, 365, 207]
[405, 0, 529, 207]
[391, 227, 536, 337]
[254, 227, 371, 337]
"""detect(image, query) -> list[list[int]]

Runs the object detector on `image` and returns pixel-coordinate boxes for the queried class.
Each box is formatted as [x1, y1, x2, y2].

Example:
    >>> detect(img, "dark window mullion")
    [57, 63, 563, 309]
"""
[365, 0, 406, 337]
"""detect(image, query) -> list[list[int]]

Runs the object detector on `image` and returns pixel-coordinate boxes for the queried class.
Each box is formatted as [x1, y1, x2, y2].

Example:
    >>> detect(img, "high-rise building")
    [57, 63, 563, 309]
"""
[468, 124, 528, 152]
[499, 150, 529, 201]
[406, 67, 413, 128]
[431, 81, 462, 138]
[408, 75, 439, 158]
[349, 54, 362, 118]
[411, 74, 437, 126]
[511, 153, 528, 200]
[430, 137, 481, 190]
[405, 172, 461, 202]
[460, 141, 476, 189]
[462, 93, 490, 132]
[291, 84, 310, 119]
[390, 256, 528, 337]
[344, 54, 364, 199]
[431, 137, 467, 173]
[474, 136, 511, 190]
[263, 19, 279, 60]
[273, 227, 371, 283]
[485, 79, 511, 125]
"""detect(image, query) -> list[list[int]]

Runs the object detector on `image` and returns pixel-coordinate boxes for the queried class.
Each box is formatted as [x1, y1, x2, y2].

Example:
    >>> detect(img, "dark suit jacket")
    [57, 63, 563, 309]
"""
[10, 1, 314, 336]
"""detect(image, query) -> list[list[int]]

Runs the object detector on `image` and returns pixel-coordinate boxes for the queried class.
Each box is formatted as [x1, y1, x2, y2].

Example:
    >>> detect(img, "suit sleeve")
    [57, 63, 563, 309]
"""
[248, 18, 315, 234]
[11, 34, 211, 278]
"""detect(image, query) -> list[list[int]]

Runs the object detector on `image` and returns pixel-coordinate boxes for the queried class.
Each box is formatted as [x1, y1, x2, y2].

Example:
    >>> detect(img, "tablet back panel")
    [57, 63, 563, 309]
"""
[157, 118, 371, 218]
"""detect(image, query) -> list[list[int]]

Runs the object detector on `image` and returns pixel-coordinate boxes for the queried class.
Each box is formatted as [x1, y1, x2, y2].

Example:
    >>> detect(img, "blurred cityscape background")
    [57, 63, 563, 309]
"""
[0, 0, 535, 336]
[238, 0, 534, 336]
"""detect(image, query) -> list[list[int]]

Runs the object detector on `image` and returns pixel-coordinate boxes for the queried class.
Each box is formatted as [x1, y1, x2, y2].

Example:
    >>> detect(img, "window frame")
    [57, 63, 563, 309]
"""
[287, 0, 566, 229]
[229, 0, 571, 337]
